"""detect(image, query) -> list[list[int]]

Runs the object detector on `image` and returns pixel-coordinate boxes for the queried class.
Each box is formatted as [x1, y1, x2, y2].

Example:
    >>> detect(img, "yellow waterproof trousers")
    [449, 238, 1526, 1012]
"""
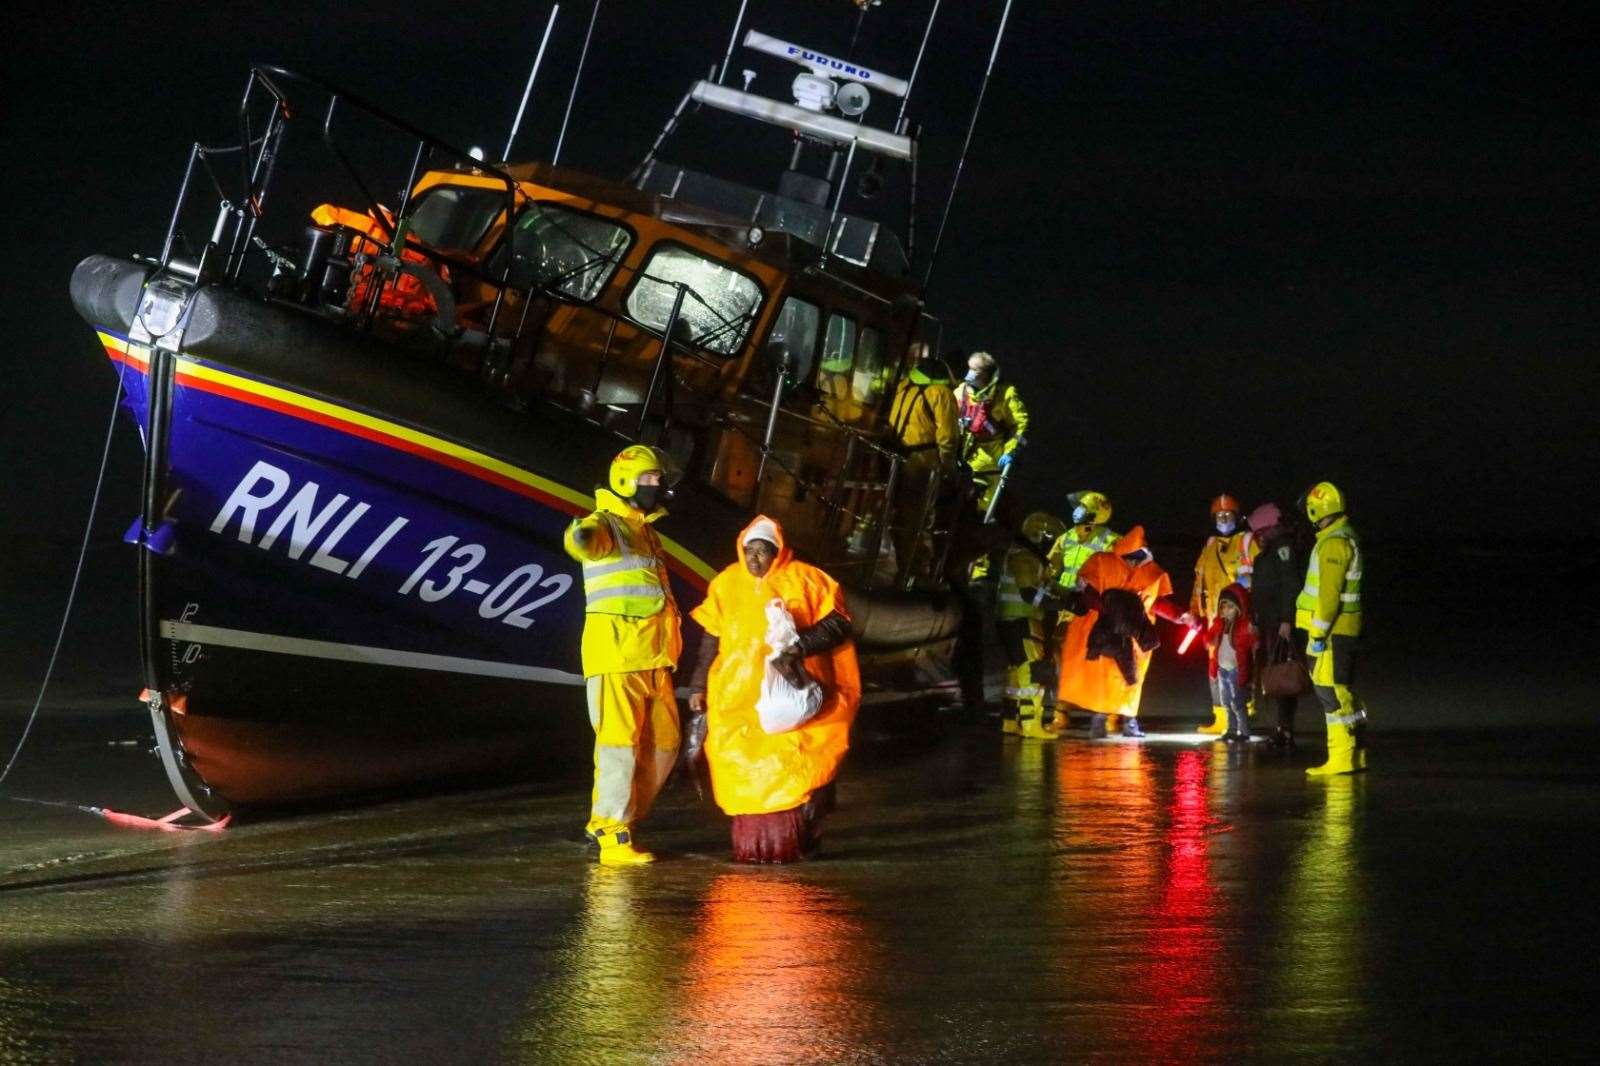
[585, 668, 680, 839]
[1309, 639, 1366, 775]
[1002, 622, 1048, 722]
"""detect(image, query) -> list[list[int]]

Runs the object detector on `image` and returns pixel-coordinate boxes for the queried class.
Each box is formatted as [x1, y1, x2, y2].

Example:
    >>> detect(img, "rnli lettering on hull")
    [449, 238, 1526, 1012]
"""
[210, 460, 573, 630]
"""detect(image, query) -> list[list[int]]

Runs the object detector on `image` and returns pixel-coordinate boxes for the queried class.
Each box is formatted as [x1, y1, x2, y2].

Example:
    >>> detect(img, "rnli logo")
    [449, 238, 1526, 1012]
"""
[786, 45, 875, 82]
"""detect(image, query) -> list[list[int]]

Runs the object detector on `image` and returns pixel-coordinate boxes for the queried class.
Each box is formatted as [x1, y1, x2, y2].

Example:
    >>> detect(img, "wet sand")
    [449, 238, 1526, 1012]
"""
[3, 703, 1597, 1064]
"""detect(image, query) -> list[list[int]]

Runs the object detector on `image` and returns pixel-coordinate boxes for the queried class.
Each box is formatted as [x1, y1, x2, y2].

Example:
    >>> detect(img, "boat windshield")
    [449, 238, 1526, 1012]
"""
[408, 186, 505, 251]
[499, 203, 631, 301]
[625, 244, 763, 356]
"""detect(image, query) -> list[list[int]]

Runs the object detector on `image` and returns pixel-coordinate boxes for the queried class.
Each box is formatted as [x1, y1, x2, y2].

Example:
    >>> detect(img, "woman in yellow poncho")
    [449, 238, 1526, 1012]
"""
[686, 516, 860, 862]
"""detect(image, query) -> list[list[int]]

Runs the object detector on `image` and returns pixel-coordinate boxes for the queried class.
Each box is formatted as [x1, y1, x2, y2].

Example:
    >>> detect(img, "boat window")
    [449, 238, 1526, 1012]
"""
[408, 186, 506, 251]
[852, 326, 888, 405]
[625, 244, 764, 356]
[819, 313, 857, 376]
[768, 297, 820, 385]
[503, 203, 631, 300]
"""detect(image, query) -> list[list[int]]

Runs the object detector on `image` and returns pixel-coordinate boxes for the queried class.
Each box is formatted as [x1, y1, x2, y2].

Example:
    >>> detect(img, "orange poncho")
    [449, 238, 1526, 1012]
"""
[690, 516, 861, 816]
[1057, 526, 1174, 716]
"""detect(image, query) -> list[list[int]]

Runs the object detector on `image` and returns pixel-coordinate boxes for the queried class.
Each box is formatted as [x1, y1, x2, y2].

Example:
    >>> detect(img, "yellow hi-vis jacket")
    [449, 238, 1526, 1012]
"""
[997, 542, 1048, 621]
[1296, 516, 1363, 640]
[1046, 526, 1121, 592]
[888, 368, 961, 468]
[563, 488, 682, 677]
[953, 379, 1028, 473]
[1191, 531, 1258, 620]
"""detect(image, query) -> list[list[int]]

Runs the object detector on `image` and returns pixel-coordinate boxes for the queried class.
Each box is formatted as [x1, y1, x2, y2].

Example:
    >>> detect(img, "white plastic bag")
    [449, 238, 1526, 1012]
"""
[754, 598, 824, 734]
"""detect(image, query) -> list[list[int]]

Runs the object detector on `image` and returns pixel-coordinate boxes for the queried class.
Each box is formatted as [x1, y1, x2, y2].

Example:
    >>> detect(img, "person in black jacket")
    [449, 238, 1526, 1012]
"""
[1245, 502, 1304, 747]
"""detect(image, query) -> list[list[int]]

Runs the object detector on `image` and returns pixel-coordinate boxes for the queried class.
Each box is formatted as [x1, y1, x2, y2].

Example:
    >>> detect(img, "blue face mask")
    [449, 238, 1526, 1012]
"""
[1215, 516, 1237, 535]
[963, 370, 983, 386]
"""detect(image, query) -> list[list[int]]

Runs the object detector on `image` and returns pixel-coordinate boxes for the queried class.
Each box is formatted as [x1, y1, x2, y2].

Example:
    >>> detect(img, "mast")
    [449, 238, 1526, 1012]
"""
[503, 5, 561, 161]
[923, 0, 1015, 289]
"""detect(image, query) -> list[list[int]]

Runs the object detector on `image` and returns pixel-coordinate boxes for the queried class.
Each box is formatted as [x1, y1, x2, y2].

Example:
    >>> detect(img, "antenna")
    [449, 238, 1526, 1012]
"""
[717, 0, 752, 85]
[895, 0, 942, 129]
[923, 0, 1014, 289]
[552, 0, 601, 165]
[503, 4, 561, 161]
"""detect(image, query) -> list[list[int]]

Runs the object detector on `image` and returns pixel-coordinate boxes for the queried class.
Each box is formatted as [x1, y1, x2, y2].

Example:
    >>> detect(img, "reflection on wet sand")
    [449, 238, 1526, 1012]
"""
[667, 873, 877, 1065]
[1269, 775, 1367, 1055]
[1132, 748, 1223, 1058]
[3, 729, 1594, 1061]
[511, 864, 688, 1061]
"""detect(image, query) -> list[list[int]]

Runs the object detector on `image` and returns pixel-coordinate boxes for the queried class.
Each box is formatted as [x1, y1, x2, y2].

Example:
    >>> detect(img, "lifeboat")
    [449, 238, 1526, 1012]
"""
[69, 27, 983, 817]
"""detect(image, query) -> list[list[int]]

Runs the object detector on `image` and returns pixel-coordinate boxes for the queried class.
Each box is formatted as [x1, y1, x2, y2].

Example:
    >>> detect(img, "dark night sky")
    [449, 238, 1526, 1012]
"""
[3, 0, 1595, 573]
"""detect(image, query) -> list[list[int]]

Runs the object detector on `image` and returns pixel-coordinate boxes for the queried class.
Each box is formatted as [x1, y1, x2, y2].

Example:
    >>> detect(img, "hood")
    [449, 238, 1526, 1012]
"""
[909, 357, 950, 386]
[1218, 581, 1251, 615]
[1247, 502, 1282, 533]
[735, 513, 791, 573]
[1111, 525, 1147, 556]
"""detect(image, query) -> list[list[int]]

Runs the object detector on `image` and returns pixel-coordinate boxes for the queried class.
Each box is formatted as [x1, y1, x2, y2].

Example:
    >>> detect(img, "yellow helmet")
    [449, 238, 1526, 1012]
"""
[1067, 490, 1112, 529]
[1302, 481, 1347, 524]
[609, 444, 667, 498]
[1021, 512, 1066, 546]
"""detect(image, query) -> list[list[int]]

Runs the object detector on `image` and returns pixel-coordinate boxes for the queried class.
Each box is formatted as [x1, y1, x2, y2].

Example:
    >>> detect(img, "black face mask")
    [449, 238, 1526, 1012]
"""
[632, 484, 662, 512]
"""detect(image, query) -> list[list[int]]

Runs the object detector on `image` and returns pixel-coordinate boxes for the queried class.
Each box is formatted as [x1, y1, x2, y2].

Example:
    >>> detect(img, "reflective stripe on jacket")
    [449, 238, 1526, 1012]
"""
[998, 544, 1047, 620]
[1295, 517, 1363, 639]
[1191, 531, 1257, 620]
[580, 512, 667, 616]
[1046, 526, 1121, 591]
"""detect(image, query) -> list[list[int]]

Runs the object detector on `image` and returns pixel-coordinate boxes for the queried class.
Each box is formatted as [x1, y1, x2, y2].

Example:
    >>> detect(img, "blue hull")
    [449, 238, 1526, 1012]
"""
[99, 316, 726, 812]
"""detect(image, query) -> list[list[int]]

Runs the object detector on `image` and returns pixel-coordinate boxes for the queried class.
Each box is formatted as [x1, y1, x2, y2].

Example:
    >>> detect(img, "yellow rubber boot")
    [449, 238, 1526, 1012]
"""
[1306, 720, 1357, 777]
[1002, 704, 1022, 735]
[1018, 712, 1059, 740]
[595, 829, 656, 865]
[1197, 705, 1229, 735]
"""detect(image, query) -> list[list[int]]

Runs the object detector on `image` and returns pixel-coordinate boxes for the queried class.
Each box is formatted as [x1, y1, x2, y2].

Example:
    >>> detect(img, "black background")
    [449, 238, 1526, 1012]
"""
[3, 0, 1595, 652]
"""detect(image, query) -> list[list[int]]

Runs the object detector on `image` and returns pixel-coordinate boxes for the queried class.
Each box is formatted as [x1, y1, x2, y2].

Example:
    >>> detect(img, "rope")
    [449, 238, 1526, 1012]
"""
[0, 372, 125, 793]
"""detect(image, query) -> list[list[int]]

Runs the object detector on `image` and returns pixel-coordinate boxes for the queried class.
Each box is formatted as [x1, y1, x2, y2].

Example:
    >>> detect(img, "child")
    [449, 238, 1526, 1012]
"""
[1206, 584, 1258, 742]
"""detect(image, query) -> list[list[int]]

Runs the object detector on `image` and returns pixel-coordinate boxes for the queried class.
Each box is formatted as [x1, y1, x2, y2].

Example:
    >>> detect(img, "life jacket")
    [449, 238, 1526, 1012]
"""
[958, 388, 997, 441]
[1236, 531, 1256, 587]
[346, 246, 450, 320]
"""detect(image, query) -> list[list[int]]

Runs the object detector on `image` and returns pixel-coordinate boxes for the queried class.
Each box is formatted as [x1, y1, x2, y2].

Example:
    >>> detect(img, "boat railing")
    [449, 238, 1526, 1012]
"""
[155, 65, 523, 336]
[153, 63, 931, 584]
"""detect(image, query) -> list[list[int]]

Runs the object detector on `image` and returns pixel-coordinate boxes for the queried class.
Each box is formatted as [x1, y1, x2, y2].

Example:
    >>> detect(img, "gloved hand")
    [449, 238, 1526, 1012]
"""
[996, 451, 1014, 469]
[1309, 638, 1328, 655]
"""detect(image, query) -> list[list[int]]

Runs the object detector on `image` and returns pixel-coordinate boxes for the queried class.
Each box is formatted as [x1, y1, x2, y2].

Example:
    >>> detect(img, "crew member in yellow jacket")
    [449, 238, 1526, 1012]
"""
[1297, 482, 1367, 776]
[686, 516, 860, 863]
[954, 351, 1029, 578]
[886, 345, 961, 576]
[563, 445, 683, 866]
[998, 512, 1067, 739]
[1191, 493, 1259, 734]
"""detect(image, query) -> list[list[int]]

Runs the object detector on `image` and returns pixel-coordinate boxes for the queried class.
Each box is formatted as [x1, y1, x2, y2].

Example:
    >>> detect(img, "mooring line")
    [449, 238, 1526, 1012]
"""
[0, 372, 124, 793]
